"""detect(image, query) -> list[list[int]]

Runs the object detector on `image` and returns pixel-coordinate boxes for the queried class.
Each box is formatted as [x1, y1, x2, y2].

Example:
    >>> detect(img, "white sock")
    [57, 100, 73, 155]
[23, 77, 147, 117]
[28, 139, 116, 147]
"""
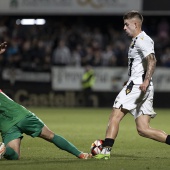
[101, 147, 111, 154]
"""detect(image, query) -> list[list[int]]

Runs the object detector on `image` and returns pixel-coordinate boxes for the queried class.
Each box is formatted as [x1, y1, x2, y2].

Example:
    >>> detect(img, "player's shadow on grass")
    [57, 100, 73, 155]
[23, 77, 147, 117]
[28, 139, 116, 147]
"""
[0, 158, 93, 165]
[112, 153, 169, 160]
[113, 153, 141, 160]
[1, 154, 168, 165]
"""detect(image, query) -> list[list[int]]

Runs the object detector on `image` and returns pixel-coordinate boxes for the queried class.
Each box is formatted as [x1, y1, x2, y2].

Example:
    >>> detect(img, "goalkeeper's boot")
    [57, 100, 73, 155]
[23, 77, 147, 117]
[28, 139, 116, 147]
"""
[78, 153, 92, 159]
[0, 142, 6, 159]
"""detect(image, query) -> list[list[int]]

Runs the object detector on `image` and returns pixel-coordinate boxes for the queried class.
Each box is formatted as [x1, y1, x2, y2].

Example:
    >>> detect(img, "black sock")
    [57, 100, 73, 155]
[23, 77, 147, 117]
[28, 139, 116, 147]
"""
[165, 135, 170, 145]
[103, 138, 114, 147]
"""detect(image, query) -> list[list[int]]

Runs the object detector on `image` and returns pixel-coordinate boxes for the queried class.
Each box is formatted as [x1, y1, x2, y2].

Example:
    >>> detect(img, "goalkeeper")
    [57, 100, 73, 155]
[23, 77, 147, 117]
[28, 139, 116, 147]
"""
[0, 42, 92, 160]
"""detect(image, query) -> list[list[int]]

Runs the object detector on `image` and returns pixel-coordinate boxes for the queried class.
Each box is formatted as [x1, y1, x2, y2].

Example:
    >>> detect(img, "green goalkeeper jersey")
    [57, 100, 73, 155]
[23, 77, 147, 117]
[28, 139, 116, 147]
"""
[0, 90, 31, 133]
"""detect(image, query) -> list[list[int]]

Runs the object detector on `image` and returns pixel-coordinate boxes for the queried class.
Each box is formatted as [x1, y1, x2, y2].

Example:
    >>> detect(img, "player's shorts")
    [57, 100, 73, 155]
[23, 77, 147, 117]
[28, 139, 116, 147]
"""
[1, 113, 45, 145]
[113, 81, 156, 119]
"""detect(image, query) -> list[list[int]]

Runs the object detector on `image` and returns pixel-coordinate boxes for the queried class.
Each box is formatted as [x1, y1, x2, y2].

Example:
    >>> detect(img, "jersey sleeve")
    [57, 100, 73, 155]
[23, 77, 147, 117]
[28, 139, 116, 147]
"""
[137, 37, 155, 58]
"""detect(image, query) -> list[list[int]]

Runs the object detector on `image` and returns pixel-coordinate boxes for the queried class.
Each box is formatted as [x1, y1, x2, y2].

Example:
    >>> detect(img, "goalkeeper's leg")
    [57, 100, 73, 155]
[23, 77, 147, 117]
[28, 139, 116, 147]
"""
[39, 125, 92, 159]
[1, 139, 20, 160]
[4, 146, 19, 160]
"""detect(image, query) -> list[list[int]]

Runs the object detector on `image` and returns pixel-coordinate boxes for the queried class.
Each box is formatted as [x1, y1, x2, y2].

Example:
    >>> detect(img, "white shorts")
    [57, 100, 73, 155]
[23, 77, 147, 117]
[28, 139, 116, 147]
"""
[113, 82, 156, 119]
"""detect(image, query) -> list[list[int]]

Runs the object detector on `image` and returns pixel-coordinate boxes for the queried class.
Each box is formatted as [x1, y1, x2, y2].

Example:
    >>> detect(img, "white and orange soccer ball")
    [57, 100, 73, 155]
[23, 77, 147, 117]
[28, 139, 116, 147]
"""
[90, 139, 104, 156]
[0, 142, 6, 159]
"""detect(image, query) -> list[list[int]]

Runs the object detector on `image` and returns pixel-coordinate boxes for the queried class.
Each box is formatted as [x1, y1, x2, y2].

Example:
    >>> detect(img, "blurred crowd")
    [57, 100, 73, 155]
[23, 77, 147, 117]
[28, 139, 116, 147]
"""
[0, 15, 170, 72]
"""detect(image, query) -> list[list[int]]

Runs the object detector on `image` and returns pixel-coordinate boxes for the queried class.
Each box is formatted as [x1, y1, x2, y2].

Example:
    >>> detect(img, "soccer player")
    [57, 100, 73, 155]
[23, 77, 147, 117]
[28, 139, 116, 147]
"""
[0, 42, 92, 160]
[81, 65, 96, 107]
[95, 10, 170, 159]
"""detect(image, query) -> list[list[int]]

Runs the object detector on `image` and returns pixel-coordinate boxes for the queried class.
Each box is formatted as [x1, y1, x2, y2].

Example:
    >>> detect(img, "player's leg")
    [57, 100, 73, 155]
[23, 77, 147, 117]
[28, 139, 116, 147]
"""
[135, 114, 170, 144]
[135, 85, 170, 144]
[94, 83, 138, 159]
[4, 138, 21, 160]
[19, 113, 91, 159]
[39, 125, 92, 159]
[105, 108, 128, 139]
[95, 108, 128, 159]
[0, 138, 21, 160]
[1, 125, 23, 160]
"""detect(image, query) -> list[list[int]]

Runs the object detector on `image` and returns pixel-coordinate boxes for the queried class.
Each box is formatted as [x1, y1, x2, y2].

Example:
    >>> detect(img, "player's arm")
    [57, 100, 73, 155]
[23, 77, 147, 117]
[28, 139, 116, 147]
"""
[0, 42, 7, 54]
[139, 53, 156, 92]
[145, 53, 157, 82]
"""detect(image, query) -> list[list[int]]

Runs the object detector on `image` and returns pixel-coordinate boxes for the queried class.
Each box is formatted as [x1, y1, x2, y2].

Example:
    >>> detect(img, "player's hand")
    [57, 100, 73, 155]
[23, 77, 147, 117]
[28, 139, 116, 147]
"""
[139, 80, 149, 93]
[0, 42, 7, 54]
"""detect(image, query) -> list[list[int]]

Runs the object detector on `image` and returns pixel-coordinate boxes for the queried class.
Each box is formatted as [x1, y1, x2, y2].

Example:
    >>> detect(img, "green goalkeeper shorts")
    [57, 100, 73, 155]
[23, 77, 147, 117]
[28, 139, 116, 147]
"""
[2, 113, 45, 145]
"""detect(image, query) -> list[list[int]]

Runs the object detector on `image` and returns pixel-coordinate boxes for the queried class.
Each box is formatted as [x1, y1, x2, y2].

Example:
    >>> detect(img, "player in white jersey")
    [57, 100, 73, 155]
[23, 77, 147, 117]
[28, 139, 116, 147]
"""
[95, 10, 170, 160]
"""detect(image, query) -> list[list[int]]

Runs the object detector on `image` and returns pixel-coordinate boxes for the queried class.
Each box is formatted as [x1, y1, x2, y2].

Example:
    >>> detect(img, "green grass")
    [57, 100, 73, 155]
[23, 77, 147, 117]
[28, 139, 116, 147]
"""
[1, 108, 170, 170]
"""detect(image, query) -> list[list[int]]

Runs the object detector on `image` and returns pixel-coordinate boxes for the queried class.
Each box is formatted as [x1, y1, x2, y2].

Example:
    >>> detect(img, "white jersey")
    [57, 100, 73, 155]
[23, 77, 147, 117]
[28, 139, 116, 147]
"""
[127, 31, 154, 85]
[113, 31, 156, 118]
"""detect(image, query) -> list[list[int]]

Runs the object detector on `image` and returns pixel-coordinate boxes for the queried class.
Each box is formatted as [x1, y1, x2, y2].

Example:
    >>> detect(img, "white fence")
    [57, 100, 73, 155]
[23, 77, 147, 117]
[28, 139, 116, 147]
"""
[51, 67, 170, 92]
[2, 67, 170, 92]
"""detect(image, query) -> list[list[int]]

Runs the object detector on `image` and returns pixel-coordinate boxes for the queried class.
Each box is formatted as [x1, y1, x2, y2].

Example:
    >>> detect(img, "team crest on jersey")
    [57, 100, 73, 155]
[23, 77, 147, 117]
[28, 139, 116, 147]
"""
[126, 89, 131, 95]
[125, 81, 134, 95]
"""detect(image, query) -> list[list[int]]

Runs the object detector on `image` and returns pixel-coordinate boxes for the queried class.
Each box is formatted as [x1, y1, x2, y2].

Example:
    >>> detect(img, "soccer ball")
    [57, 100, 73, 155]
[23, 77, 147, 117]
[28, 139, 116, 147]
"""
[90, 139, 104, 156]
[0, 142, 6, 159]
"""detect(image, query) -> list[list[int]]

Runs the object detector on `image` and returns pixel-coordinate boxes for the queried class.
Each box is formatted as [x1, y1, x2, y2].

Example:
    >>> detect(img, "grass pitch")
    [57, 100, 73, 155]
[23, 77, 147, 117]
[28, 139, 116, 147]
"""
[1, 107, 170, 170]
